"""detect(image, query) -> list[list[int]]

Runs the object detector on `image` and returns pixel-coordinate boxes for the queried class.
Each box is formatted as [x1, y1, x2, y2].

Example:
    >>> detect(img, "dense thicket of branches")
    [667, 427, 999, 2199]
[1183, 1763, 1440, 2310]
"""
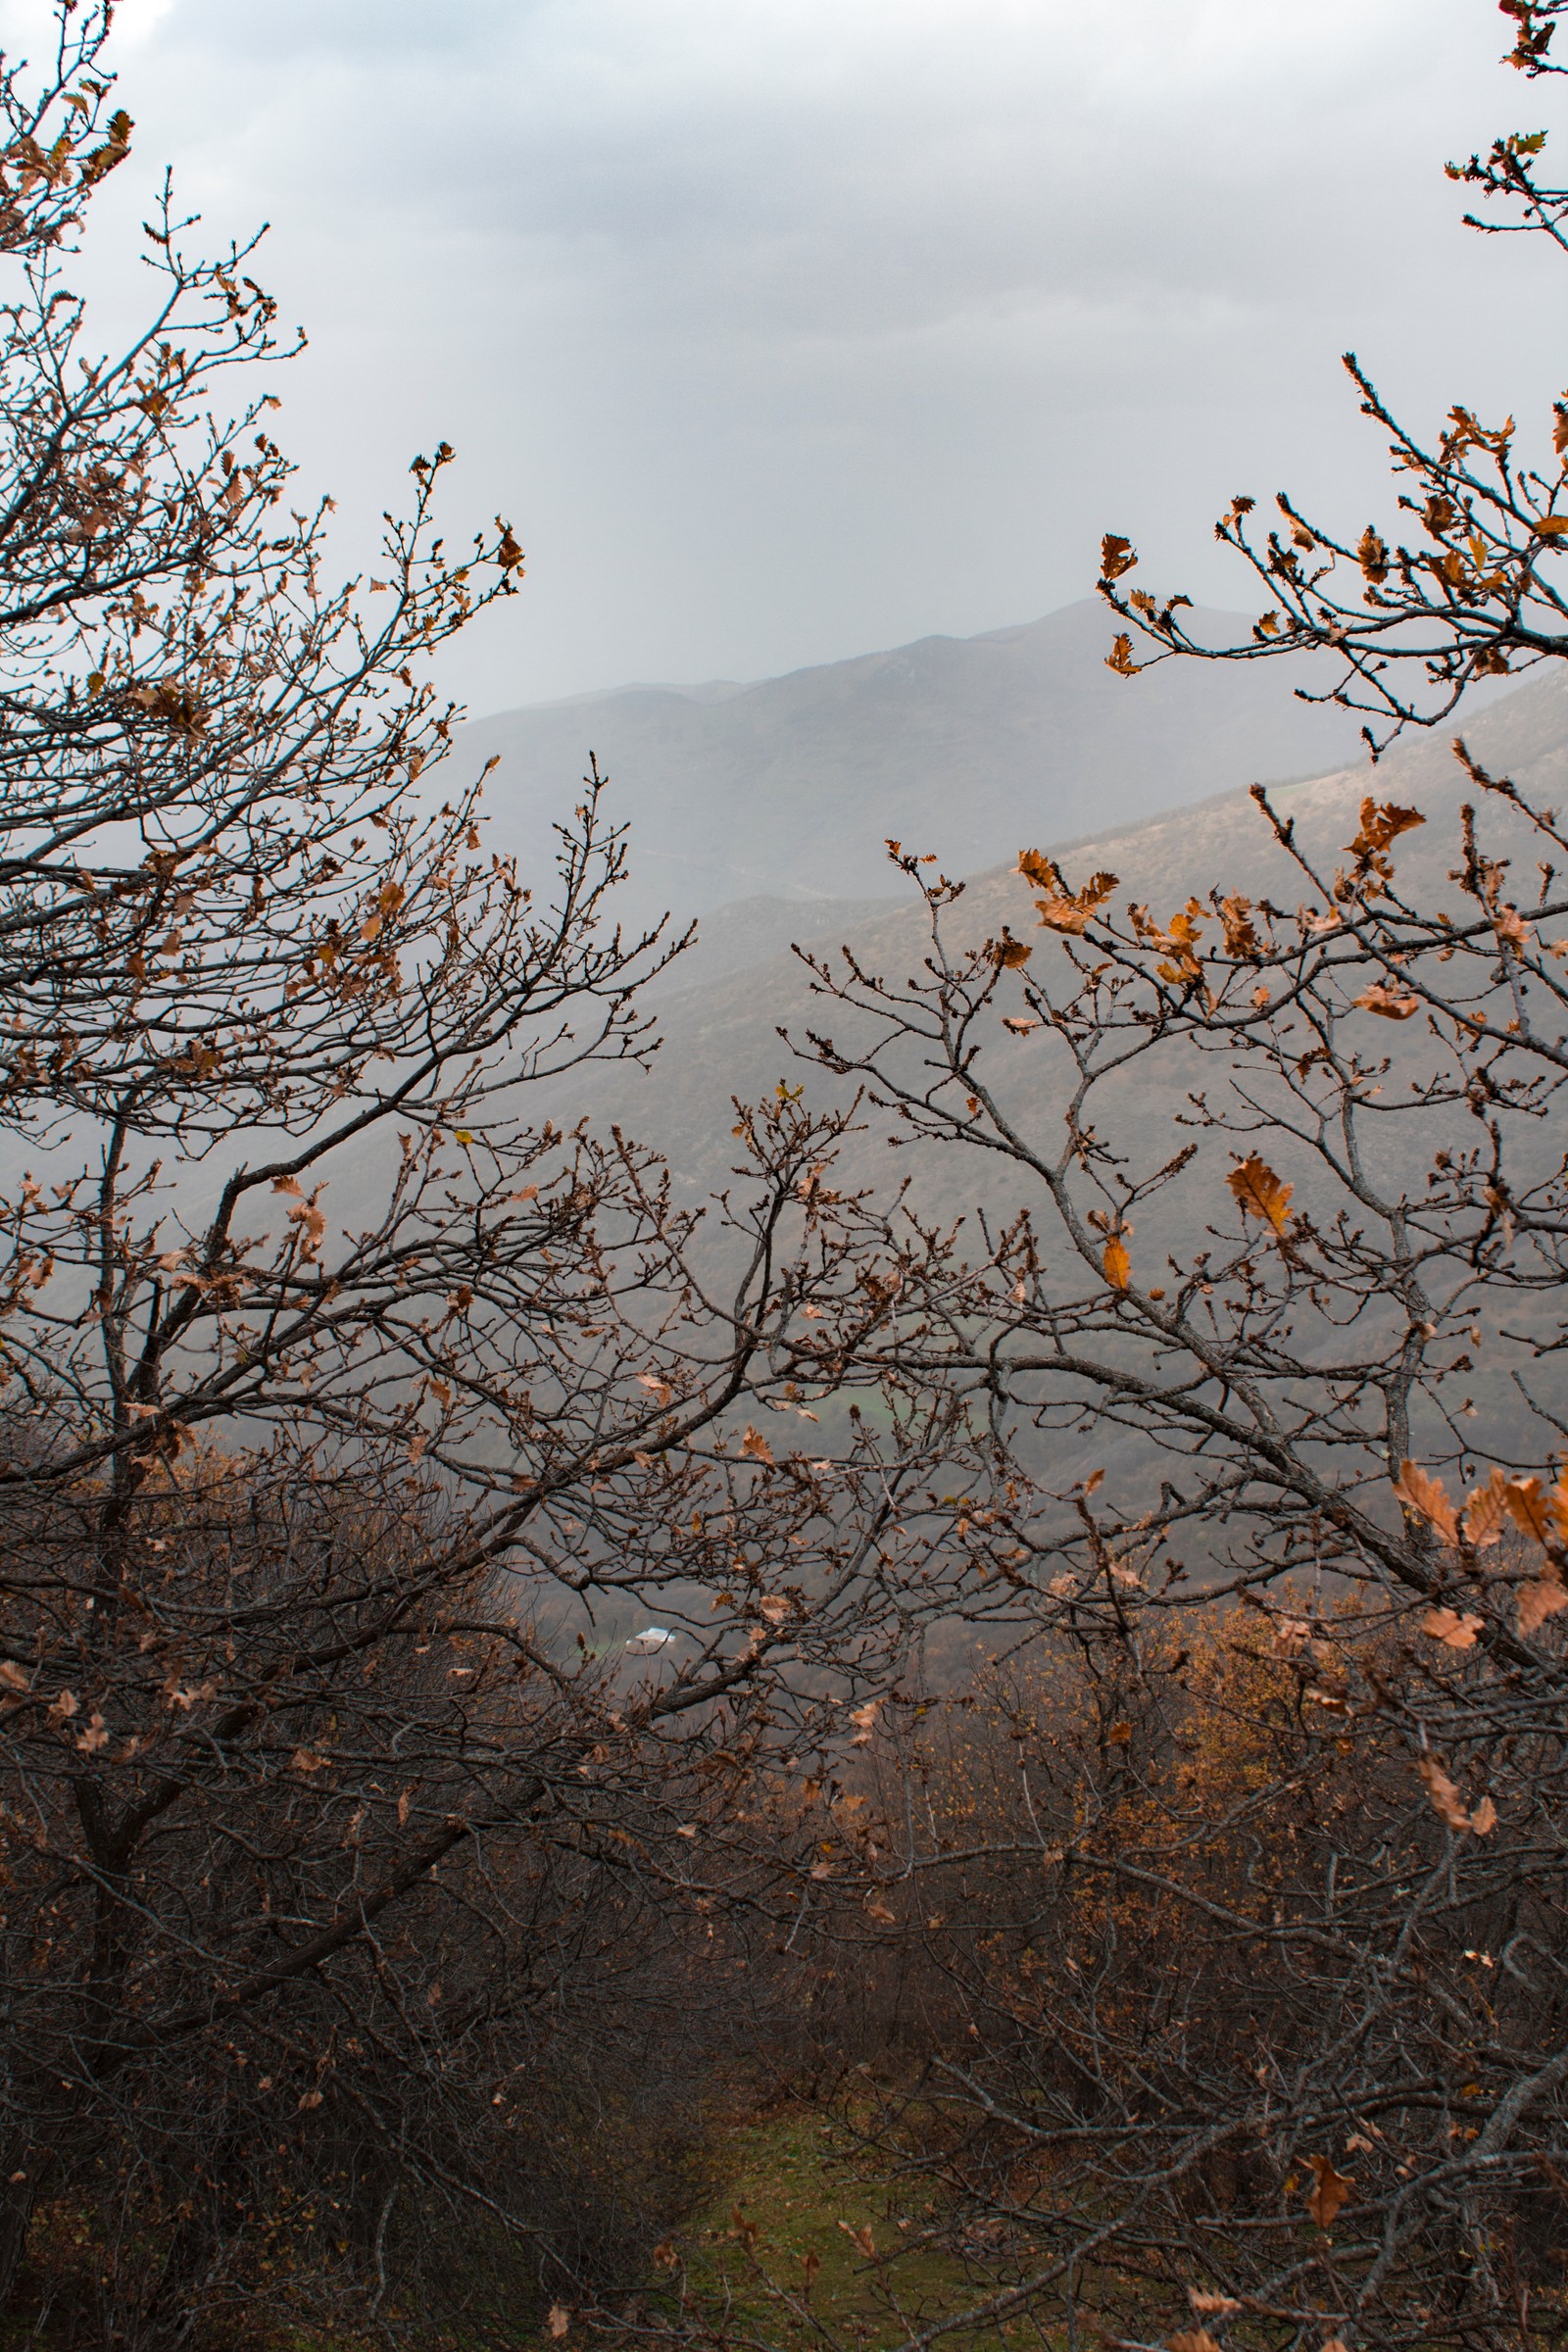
[703, 10, 1568, 2350]
[763, 720, 1568, 2352]
[9, 5, 1568, 2350]
[0, 12, 984, 2343]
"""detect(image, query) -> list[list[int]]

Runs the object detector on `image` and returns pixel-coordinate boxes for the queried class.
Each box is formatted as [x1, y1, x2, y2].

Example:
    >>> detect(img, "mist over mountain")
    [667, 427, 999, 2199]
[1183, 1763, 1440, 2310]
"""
[462, 599, 1368, 933]
[535, 662, 1568, 1202]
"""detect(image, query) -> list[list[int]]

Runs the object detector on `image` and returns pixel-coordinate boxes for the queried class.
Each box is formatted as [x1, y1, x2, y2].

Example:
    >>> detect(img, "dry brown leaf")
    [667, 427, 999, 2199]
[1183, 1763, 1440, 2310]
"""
[1033, 899, 1086, 934]
[1033, 869, 1119, 936]
[1550, 1475, 1568, 1544]
[1102, 1236, 1131, 1290]
[1421, 1607, 1483, 1650]
[1357, 526, 1390, 583]
[1227, 1152, 1293, 1236]
[1346, 797, 1424, 859]
[1518, 1573, 1568, 1635]
[1501, 1474, 1553, 1544]
[1169, 2333, 1221, 2352]
[1187, 2294, 1243, 2319]
[1393, 1462, 1459, 1546]
[739, 1425, 774, 1464]
[1418, 1755, 1471, 1831]
[838, 2220, 877, 2259]
[548, 2307, 570, 2339]
[1462, 1469, 1509, 1549]
[1219, 894, 1261, 957]
[1418, 1755, 1495, 1834]
[1305, 2153, 1354, 2230]
[1145, 901, 1206, 985]
[1355, 981, 1421, 1020]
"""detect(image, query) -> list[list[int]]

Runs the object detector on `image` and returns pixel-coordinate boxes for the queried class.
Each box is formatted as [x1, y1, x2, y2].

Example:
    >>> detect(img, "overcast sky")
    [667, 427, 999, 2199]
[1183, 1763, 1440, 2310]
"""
[52, 0, 1568, 713]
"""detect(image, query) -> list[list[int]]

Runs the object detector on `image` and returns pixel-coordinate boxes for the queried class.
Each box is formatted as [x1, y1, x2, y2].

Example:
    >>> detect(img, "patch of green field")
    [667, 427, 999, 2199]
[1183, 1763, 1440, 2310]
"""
[619, 2105, 1038, 2352]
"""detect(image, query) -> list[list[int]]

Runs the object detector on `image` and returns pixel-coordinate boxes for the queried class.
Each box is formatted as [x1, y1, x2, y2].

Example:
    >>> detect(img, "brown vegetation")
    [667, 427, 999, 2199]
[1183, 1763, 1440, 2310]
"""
[5, 5, 1568, 2351]
[0, 11, 977, 2341]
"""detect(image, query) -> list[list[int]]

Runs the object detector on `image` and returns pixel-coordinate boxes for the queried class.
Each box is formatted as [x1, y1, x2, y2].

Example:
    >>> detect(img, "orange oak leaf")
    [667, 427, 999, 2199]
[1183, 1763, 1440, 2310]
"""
[1355, 981, 1421, 1020]
[1518, 1573, 1568, 1636]
[1024, 858, 1119, 936]
[1346, 797, 1424, 865]
[1305, 2154, 1354, 2230]
[1418, 1755, 1497, 1835]
[1501, 1475, 1553, 1544]
[1462, 1469, 1509, 1549]
[1421, 1607, 1483, 1650]
[1220, 894, 1261, 957]
[1227, 1152, 1293, 1236]
[1393, 1462, 1459, 1546]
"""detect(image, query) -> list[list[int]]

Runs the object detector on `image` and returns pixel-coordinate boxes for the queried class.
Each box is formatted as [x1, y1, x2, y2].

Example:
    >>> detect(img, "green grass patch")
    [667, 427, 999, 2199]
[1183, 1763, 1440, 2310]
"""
[611, 2104, 1042, 2352]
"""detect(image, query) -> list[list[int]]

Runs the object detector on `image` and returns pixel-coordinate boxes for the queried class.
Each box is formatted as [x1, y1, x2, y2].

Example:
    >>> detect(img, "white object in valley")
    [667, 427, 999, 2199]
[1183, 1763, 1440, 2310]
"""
[623, 1626, 677, 1656]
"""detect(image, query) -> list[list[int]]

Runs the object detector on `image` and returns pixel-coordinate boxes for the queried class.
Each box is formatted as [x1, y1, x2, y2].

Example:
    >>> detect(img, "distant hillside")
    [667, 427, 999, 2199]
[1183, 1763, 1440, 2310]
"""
[537, 664, 1568, 1206]
[460, 600, 1368, 932]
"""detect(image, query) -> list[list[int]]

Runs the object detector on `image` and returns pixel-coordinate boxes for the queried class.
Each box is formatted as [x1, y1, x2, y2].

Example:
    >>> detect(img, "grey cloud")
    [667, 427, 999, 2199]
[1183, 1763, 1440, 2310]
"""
[68, 0, 1568, 711]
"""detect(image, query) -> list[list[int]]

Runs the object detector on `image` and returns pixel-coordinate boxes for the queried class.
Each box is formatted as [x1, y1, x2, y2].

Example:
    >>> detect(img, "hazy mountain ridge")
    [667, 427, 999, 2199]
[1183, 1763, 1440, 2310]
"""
[460, 599, 1370, 931]
[539, 663, 1568, 1201]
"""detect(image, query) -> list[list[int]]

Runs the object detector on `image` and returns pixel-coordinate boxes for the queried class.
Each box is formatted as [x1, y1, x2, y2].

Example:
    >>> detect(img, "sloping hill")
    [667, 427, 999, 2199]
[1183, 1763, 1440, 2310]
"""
[461, 600, 1367, 932]
[540, 664, 1568, 1205]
